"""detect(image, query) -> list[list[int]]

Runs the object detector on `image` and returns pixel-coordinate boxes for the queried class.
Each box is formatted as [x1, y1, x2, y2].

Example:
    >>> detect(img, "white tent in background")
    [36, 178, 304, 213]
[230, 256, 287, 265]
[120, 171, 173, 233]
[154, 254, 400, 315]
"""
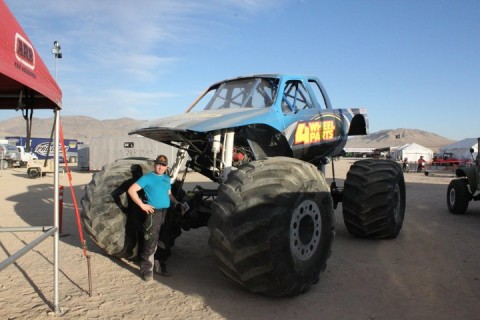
[393, 143, 433, 162]
[439, 138, 478, 161]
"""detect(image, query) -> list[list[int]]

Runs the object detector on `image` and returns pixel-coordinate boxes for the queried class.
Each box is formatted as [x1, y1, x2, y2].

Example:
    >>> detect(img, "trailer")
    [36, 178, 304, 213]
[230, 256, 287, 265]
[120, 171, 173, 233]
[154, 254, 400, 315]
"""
[26, 158, 56, 178]
[81, 135, 180, 171]
[6, 136, 79, 163]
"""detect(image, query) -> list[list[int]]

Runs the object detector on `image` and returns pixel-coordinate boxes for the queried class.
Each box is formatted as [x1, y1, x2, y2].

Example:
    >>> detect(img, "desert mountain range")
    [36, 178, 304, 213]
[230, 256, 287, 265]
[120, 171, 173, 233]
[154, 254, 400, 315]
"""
[344, 128, 455, 152]
[0, 116, 145, 145]
[0, 116, 455, 152]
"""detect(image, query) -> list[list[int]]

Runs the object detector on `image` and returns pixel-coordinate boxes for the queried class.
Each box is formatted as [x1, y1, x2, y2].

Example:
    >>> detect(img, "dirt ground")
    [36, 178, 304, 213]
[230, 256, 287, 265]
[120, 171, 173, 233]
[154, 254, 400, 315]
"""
[0, 159, 479, 319]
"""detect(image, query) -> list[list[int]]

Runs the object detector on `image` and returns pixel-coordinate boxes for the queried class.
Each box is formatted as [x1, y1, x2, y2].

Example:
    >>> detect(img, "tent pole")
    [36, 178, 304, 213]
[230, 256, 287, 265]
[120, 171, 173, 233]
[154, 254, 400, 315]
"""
[53, 109, 61, 314]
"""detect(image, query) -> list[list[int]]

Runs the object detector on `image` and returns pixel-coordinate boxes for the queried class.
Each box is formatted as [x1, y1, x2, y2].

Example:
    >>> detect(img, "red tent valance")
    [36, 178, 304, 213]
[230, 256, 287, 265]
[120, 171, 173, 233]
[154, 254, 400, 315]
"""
[0, 0, 62, 110]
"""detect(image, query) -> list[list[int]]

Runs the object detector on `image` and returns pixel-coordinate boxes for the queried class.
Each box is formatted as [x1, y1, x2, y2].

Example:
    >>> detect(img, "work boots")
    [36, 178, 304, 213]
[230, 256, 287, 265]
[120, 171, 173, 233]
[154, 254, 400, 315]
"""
[154, 259, 171, 277]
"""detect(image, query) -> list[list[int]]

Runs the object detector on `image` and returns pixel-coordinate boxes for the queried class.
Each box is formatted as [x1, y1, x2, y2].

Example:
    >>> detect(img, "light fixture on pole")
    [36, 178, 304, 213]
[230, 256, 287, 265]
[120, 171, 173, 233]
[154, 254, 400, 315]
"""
[51, 41, 62, 81]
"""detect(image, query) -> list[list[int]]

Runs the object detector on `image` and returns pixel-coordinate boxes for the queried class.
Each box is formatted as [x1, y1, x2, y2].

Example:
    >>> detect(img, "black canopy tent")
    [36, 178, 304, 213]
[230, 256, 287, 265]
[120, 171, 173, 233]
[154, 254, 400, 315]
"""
[0, 0, 64, 314]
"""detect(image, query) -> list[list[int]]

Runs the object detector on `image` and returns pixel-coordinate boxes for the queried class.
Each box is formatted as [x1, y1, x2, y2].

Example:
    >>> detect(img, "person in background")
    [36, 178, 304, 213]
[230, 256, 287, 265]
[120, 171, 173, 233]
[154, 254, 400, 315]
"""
[402, 158, 409, 172]
[373, 149, 381, 159]
[417, 155, 426, 172]
[128, 155, 184, 282]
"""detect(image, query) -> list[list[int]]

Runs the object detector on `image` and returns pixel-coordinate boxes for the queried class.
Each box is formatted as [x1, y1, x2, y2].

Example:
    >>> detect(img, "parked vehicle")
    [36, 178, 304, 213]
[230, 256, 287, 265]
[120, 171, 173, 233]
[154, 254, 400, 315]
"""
[78, 136, 175, 171]
[447, 138, 480, 214]
[0, 143, 21, 169]
[82, 74, 406, 296]
[6, 136, 79, 163]
[432, 152, 461, 166]
[26, 158, 56, 178]
[16, 145, 38, 167]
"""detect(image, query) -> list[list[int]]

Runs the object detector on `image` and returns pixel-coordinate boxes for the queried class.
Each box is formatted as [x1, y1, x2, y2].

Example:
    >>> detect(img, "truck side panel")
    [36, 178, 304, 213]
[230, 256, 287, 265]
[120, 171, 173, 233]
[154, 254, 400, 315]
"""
[6, 136, 79, 162]
[85, 136, 179, 171]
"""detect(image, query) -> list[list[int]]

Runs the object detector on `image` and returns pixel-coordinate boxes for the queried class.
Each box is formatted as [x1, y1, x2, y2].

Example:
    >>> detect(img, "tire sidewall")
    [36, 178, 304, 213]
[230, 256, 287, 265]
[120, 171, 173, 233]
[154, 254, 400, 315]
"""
[447, 179, 469, 214]
[286, 187, 334, 279]
[209, 157, 335, 296]
[81, 157, 154, 258]
[343, 159, 406, 239]
[391, 164, 406, 236]
[447, 181, 458, 211]
[28, 168, 40, 178]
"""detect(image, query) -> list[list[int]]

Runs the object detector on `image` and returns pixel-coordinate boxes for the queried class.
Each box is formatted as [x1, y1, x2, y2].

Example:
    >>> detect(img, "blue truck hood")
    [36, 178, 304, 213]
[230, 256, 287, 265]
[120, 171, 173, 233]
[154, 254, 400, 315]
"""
[131, 107, 280, 136]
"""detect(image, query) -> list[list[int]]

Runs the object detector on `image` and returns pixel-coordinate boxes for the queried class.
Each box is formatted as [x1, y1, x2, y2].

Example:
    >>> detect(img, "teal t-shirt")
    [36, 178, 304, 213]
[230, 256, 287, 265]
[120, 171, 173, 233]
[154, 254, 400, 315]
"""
[136, 172, 171, 209]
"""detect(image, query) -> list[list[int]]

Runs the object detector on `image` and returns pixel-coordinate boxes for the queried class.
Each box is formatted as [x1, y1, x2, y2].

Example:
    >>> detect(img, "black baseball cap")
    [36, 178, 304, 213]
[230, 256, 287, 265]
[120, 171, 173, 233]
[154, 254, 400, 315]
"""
[154, 155, 168, 166]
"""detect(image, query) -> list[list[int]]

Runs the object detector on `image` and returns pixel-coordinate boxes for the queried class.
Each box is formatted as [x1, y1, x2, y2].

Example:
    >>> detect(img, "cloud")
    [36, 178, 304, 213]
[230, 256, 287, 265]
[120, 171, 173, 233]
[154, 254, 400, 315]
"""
[63, 87, 179, 119]
[4, 0, 286, 120]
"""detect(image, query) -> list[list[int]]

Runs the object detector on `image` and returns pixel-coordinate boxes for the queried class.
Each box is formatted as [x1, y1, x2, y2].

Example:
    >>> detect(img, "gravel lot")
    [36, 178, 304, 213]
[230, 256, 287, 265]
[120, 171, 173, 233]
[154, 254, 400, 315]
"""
[0, 159, 479, 319]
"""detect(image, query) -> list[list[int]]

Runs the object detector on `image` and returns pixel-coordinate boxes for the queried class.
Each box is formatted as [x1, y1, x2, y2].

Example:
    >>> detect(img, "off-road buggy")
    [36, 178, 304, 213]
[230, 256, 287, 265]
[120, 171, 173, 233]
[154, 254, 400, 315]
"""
[447, 138, 480, 214]
[81, 74, 406, 297]
[432, 152, 461, 167]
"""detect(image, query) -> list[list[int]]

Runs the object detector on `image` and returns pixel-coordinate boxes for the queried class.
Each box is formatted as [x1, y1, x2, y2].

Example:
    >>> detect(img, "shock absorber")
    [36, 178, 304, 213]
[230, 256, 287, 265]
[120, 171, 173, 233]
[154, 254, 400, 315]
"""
[222, 132, 234, 181]
[212, 134, 221, 177]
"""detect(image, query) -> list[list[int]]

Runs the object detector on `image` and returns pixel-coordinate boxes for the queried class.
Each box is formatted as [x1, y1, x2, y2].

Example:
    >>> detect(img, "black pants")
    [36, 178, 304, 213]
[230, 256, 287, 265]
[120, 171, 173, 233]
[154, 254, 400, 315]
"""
[154, 211, 174, 267]
[140, 209, 166, 275]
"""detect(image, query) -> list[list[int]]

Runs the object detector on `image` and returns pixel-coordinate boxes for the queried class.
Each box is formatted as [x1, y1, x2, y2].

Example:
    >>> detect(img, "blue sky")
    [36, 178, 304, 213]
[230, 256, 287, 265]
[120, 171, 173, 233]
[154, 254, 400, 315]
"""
[3, 0, 479, 140]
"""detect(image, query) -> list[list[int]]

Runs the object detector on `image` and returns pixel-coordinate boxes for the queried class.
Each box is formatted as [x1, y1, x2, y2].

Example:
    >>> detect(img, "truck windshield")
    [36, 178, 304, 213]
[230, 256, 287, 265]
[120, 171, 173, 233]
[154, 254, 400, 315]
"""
[200, 78, 278, 111]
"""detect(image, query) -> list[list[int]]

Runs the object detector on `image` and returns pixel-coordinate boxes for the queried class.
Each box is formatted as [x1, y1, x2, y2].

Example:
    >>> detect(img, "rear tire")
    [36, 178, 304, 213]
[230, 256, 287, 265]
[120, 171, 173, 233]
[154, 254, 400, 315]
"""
[81, 158, 153, 258]
[209, 157, 335, 297]
[342, 159, 406, 239]
[447, 179, 471, 214]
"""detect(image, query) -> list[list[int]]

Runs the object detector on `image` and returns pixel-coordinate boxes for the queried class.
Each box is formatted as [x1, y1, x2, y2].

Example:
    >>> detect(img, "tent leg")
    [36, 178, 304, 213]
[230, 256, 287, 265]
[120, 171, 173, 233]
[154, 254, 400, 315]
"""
[53, 110, 61, 315]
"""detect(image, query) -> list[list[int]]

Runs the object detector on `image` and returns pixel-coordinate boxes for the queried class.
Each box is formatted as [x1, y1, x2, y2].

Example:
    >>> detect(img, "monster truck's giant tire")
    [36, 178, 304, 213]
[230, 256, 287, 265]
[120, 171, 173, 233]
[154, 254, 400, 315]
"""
[209, 157, 335, 297]
[447, 179, 471, 215]
[342, 159, 406, 239]
[81, 158, 153, 258]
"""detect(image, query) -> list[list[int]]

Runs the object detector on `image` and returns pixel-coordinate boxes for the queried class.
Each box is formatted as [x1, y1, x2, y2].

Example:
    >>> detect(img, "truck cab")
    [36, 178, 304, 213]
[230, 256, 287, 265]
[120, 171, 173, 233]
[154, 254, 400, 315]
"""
[131, 74, 368, 182]
[16, 146, 38, 167]
[0, 144, 21, 169]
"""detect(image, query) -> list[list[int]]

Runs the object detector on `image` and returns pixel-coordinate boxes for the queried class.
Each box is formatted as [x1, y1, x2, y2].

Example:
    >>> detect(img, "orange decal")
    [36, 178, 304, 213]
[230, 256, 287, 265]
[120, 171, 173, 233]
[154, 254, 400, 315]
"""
[294, 120, 335, 145]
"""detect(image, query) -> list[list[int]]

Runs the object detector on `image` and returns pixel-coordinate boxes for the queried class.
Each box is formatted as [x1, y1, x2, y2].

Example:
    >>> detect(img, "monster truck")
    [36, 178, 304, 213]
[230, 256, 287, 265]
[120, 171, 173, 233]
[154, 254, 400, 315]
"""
[82, 74, 406, 297]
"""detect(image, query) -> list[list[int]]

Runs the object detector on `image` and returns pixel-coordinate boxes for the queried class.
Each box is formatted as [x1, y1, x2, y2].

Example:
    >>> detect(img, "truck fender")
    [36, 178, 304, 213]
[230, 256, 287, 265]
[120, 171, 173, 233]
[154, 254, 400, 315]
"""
[347, 114, 368, 136]
[455, 166, 478, 193]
